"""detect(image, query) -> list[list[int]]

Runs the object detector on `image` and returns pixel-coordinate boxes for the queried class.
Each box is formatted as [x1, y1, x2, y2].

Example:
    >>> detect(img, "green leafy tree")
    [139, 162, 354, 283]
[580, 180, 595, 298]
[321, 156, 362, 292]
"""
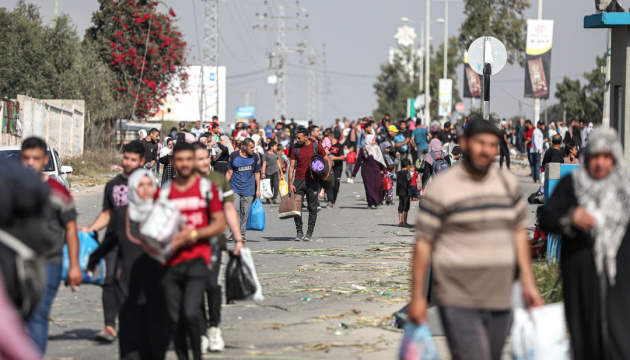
[554, 77, 585, 120]
[373, 48, 420, 121]
[86, 0, 188, 119]
[458, 0, 530, 66]
[554, 54, 605, 124]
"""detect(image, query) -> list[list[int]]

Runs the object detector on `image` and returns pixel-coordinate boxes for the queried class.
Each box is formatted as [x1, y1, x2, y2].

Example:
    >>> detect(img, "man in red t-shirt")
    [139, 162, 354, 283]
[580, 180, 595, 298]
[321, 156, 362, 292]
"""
[288, 127, 327, 242]
[158, 141, 225, 360]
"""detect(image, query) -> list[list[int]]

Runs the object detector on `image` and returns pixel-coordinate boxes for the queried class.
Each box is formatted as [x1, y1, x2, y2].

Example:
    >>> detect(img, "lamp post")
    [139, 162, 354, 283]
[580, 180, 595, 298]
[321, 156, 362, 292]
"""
[425, 0, 431, 126]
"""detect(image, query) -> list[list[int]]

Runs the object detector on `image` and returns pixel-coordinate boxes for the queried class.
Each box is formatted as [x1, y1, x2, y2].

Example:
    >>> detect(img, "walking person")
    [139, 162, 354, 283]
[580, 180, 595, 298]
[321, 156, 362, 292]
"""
[87, 170, 172, 360]
[160, 137, 176, 184]
[421, 139, 451, 191]
[137, 128, 159, 171]
[351, 135, 387, 209]
[324, 133, 345, 208]
[411, 119, 430, 165]
[345, 146, 357, 183]
[288, 127, 327, 242]
[540, 128, 630, 360]
[261, 140, 284, 204]
[211, 135, 233, 174]
[192, 143, 244, 353]
[158, 141, 226, 360]
[530, 121, 545, 183]
[396, 159, 412, 227]
[79, 141, 146, 343]
[407, 120, 543, 360]
[20, 137, 82, 354]
[226, 138, 261, 241]
[499, 121, 511, 170]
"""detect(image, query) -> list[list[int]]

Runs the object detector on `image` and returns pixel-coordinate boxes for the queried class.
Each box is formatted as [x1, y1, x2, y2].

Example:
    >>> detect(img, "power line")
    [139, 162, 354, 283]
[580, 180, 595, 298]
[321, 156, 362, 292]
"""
[227, 69, 267, 79]
[286, 63, 376, 78]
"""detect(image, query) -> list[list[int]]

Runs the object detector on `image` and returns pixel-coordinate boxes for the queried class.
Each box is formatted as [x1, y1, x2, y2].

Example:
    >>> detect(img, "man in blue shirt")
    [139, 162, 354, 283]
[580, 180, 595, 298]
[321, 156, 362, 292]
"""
[226, 138, 261, 240]
[191, 120, 204, 140]
[411, 119, 430, 165]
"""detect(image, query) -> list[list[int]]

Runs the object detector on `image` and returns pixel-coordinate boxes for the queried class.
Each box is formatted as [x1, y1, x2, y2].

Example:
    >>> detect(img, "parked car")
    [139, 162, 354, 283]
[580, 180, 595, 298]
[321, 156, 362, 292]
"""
[0, 145, 73, 190]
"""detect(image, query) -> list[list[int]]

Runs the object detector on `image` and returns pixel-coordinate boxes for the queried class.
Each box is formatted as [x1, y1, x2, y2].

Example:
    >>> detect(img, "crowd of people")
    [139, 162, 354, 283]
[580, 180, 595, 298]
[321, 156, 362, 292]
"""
[1, 108, 627, 360]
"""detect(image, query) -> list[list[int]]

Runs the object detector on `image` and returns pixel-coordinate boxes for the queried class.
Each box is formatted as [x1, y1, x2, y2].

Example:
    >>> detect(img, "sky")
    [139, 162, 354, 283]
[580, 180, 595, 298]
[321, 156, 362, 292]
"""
[5, 0, 609, 126]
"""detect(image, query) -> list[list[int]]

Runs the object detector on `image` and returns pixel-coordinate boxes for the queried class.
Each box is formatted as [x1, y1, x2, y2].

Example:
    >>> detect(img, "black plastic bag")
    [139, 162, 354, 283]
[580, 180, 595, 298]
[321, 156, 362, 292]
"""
[225, 251, 257, 303]
[528, 191, 544, 204]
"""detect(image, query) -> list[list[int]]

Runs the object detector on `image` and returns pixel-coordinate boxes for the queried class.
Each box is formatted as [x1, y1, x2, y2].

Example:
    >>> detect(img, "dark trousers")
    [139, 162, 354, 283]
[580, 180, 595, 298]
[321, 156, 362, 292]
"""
[499, 145, 510, 169]
[439, 306, 512, 360]
[293, 179, 319, 236]
[324, 167, 343, 204]
[398, 196, 410, 214]
[117, 257, 171, 360]
[103, 250, 119, 328]
[161, 258, 209, 360]
[204, 252, 221, 328]
[531, 152, 541, 182]
[266, 172, 280, 201]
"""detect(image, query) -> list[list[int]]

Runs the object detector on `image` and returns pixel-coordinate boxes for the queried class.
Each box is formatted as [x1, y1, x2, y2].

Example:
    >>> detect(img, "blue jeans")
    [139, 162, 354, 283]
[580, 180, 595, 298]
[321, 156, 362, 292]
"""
[26, 263, 62, 354]
[531, 152, 541, 182]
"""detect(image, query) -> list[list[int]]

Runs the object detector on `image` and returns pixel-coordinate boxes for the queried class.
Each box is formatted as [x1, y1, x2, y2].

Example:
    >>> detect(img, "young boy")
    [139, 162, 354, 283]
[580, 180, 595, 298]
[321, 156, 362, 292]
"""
[383, 165, 396, 205]
[409, 166, 420, 201]
[345, 146, 357, 183]
[396, 159, 412, 227]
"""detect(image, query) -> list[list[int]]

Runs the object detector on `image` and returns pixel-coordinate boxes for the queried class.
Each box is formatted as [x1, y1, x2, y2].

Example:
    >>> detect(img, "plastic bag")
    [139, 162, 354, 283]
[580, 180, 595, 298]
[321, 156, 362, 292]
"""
[62, 231, 105, 285]
[511, 302, 570, 360]
[246, 198, 266, 231]
[279, 179, 289, 197]
[399, 322, 440, 360]
[239, 247, 263, 302]
[225, 251, 257, 303]
[260, 179, 273, 200]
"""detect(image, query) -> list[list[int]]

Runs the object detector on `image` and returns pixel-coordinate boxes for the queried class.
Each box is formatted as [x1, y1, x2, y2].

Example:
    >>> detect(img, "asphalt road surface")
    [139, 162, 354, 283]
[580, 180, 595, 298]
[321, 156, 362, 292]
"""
[46, 162, 539, 360]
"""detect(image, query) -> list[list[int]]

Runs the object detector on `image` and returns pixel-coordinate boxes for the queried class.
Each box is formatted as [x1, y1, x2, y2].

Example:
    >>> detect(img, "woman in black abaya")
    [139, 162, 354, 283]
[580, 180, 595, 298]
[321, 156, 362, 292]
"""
[540, 128, 630, 360]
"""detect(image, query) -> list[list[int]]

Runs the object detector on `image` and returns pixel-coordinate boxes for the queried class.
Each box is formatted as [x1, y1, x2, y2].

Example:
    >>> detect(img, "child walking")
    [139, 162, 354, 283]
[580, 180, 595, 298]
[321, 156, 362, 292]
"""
[409, 167, 420, 201]
[396, 159, 412, 227]
[383, 165, 396, 205]
[345, 146, 357, 183]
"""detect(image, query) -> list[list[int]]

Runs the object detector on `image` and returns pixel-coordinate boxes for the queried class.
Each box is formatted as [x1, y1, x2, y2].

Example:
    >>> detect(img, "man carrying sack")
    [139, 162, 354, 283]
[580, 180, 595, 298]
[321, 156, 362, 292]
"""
[287, 127, 327, 242]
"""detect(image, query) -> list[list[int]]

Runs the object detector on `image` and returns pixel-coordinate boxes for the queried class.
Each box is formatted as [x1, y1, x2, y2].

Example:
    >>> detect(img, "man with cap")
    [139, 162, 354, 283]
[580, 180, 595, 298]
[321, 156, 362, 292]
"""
[384, 125, 402, 168]
[530, 120, 545, 183]
[407, 119, 543, 360]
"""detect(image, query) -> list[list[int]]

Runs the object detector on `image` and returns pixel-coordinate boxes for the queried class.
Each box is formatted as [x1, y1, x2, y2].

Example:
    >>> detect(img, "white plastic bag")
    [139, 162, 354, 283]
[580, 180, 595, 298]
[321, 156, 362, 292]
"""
[260, 179, 273, 200]
[511, 302, 570, 360]
[239, 247, 264, 301]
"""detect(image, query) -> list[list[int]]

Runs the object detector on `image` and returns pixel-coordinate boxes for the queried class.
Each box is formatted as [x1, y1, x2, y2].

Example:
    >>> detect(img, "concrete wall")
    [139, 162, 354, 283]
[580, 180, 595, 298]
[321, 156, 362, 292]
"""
[17, 95, 85, 157]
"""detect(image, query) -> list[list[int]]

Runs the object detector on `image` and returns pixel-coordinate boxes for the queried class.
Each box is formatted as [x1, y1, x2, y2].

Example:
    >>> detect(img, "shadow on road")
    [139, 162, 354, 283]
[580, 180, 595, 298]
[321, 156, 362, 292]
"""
[48, 328, 100, 342]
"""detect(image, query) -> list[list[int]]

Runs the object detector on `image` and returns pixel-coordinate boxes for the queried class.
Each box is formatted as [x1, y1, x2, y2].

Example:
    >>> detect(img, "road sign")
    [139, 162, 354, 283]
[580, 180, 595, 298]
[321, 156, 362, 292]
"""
[455, 102, 465, 112]
[467, 36, 507, 76]
[236, 106, 255, 119]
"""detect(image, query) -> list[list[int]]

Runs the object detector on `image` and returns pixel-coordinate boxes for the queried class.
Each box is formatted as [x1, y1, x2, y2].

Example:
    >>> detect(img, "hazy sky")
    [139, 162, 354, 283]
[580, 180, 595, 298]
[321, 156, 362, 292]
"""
[5, 0, 608, 125]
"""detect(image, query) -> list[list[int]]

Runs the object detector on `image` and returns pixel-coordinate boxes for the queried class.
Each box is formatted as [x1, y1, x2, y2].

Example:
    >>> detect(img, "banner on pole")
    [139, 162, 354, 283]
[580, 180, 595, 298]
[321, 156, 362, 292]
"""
[438, 79, 453, 116]
[463, 51, 481, 99]
[524, 20, 554, 99]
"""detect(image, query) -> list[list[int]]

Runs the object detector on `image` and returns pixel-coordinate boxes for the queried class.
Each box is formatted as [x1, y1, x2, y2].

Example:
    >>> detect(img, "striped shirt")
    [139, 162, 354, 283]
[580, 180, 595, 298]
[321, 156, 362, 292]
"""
[417, 164, 526, 310]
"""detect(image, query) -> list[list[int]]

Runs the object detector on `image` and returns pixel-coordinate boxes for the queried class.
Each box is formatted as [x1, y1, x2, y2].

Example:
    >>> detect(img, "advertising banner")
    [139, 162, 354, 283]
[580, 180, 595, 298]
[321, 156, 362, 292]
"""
[524, 20, 554, 99]
[463, 51, 481, 98]
[438, 79, 453, 117]
[236, 106, 255, 119]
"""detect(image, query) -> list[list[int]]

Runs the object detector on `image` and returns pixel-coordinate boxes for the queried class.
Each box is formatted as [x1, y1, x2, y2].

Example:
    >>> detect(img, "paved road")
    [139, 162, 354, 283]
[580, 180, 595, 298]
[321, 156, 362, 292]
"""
[46, 162, 539, 360]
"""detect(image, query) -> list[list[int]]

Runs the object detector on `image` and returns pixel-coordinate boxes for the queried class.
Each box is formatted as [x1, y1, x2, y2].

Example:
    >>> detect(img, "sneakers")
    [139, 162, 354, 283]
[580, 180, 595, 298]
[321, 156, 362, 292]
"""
[303, 234, 312, 242]
[295, 233, 304, 242]
[347, 178, 354, 184]
[208, 327, 225, 352]
[201, 335, 210, 354]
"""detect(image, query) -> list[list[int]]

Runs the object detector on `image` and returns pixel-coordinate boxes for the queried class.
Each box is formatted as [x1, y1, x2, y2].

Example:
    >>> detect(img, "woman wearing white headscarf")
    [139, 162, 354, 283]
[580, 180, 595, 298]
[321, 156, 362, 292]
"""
[351, 134, 386, 209]
[88, 170, 172, 359]
[160, 137, 176, 183]
[250, 134, 265, 166]
[211, 135, 234, 174]
[540, 128, 630, 360]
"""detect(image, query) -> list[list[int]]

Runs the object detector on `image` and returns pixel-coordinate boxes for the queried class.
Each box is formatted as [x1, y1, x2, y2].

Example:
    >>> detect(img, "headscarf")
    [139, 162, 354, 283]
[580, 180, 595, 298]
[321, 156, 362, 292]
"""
[364, 135, 386, 167]
[588, 122, 594, 132]
[159, 137, 173, 157]
[138, 129, 147, 139]
[572, 128, 630, 285]
[128, 169, 156, 222]
[220, 135, 234, 154]
[379, 141, 394, 166]
[425, 139, 446, 165]
[250, 134, 265, 156]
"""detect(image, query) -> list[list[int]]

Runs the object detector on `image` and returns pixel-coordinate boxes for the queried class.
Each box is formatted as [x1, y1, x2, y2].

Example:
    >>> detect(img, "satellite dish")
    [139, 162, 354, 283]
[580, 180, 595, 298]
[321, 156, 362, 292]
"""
[467, 36, 507, 76]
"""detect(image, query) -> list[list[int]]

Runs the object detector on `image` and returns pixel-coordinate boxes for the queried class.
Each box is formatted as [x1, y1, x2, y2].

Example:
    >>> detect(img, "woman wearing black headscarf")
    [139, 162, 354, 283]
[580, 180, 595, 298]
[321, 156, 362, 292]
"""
[540, 128, 630, 360]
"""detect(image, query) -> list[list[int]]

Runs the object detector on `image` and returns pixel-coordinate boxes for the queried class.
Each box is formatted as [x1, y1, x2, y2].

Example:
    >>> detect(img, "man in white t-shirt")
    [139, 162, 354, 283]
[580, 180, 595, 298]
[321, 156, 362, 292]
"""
[530, 120, 545, 183]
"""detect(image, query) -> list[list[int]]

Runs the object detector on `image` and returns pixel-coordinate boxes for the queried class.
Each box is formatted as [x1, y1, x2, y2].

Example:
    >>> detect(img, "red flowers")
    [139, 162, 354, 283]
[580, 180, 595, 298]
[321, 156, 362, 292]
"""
[169, 8, 177, 17]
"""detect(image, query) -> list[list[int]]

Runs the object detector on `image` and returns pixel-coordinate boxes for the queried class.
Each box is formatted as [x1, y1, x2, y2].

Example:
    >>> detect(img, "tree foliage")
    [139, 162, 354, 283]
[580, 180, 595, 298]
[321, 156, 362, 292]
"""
[554, 54, 606, 124]
[373, 37, 462, 121]
[458, 0, 530, 67]
[86, 0, 188, 119]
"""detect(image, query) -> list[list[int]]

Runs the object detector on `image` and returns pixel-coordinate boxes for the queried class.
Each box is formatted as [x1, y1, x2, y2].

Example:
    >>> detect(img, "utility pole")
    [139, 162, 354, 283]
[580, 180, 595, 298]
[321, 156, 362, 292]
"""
[254, 2, 307, 121]
[424, 0, 431, 126]
[533, 0, 542, 124]
[307, 48, 317, 122]
[54, 0, 59, 23]
[200, 0, 219, 123]
[602, 29, 611, 127]
[237, 88, 257, 106]
[442, 0, 449, 123]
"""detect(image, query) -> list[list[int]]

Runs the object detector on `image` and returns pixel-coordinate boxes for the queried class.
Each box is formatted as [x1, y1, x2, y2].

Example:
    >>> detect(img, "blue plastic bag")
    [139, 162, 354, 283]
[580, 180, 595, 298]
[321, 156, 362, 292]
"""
[246, 198, 266, 231]
[399, 322, 439, 360]
[62, 231, 105, 285]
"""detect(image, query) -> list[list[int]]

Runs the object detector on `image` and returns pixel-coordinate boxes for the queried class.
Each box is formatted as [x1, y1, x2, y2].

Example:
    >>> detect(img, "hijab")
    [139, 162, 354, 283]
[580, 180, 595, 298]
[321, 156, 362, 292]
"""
[572, 128, 630, 285]
[220, 135, 235, 154]
[159, 137, 173, 158]
[138, 129, 147, 139]
[128, 169, 156, 223]
[379, 141, 394, 166]
[425, 139, 445, 165]
[364, 135, 386, 167]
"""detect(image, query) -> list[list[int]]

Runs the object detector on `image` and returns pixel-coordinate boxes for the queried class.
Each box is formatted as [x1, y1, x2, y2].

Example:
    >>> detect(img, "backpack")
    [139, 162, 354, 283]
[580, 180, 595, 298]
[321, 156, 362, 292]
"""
[430, 152, 450, 176]
[295, 142, 334, 188]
